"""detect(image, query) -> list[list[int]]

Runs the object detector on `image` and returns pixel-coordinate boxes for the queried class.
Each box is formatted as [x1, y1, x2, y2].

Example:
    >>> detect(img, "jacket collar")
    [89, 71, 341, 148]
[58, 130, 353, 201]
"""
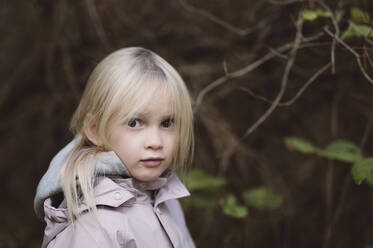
[89, 170, 190, 210]
[154, 172, 190, 207]
[43, 170, 190, 223]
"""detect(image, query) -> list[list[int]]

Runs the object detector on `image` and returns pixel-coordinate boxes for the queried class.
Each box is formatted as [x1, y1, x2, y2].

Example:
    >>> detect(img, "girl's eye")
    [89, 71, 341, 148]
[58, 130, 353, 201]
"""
[127, 119, 141, 128]
[161, 118, 175, 128]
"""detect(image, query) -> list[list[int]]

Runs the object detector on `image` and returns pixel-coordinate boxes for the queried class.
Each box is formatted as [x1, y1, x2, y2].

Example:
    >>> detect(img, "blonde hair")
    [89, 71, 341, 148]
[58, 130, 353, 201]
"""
[60, 47, 194, 221]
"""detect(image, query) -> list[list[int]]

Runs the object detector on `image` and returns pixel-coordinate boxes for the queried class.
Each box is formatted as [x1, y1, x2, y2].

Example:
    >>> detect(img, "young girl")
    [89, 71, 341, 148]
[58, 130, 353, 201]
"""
[33, 47, 195, 247]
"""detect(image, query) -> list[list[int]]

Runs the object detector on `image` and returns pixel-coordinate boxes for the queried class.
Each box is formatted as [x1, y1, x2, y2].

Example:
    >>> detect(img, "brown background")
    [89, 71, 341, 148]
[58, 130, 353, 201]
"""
[1, 0, 373, 247]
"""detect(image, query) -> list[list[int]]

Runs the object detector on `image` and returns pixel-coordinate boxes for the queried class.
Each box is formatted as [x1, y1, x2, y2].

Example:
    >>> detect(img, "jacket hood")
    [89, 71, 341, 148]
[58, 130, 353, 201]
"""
[34, 139, 131, 220]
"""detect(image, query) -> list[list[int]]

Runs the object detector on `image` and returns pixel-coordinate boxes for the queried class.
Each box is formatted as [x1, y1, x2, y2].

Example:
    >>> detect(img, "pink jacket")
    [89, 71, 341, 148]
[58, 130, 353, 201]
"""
[35, 141, 195, 248]
[42, 172, 195, 248]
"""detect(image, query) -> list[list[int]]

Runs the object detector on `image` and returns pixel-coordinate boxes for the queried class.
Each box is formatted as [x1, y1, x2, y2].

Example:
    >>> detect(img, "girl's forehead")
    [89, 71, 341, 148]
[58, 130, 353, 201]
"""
[135, 100, 174, 119]
[117, 82, 176, 119]
[135, 88, 175, 115]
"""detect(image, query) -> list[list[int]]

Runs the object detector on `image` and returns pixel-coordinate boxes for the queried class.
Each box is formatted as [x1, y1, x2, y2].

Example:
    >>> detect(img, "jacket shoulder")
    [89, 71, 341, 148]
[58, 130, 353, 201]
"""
[43, 201, 129, 248]
[42, 178, 137, 248]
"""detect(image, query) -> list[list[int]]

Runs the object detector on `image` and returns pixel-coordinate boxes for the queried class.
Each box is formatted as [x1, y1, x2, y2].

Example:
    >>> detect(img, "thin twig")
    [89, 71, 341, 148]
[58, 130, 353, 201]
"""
[222, 60, 229, 75]
[324, 110, 373, 248]
[316, 0, 340, 74]
[363, 45, 373, 69]
[267, 0, 304, 5]
[268, 47, 289, 59]
[193, 42, 293, 113]
[281, 62, 331, 106]
[302, 31, 325, 42]
[238, 62, 331, 106]
[193, 24, 324, 113]
[360, 112, 373, 148]
[179, 0, 270, 36]
[84, 0, 111, 49]
[236, 87, 273, 104]
[242, 15, 304, 138]
[324, 27, 359, 56]
[365, 37, 373, 46]
[324, 26, 373, 85]
[323, 85, 342, 248]
[348, 21, 373, 46]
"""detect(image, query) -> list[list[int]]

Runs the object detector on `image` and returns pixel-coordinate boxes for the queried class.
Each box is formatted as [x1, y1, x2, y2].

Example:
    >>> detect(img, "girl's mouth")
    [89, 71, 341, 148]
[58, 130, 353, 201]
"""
[140, 158, 164, 167]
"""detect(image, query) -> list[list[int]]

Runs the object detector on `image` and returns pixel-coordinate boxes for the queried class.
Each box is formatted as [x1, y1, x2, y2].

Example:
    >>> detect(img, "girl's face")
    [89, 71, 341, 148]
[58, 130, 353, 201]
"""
[108, 90, 178, 181]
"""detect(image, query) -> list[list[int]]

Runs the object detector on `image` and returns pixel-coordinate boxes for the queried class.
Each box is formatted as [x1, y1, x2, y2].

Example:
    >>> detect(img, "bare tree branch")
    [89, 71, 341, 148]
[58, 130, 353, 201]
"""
[315, 0, 340, 74]
[193, 42, 294, 113]
[324, 26, 373, 84]
[222, 60, 229, 75]
[268, 0, 304, 5]
[363, 45, 373, 69]
[268, 46, 289, 59]
[242, 15, 304, 138]
[360, 111, 373, 148]
[238, 62, 332, 106]
[348, 21, 373, 46]
[193, 31, 324, 113]
[179, 0, 271, 36]
[84, 0, 111, 49]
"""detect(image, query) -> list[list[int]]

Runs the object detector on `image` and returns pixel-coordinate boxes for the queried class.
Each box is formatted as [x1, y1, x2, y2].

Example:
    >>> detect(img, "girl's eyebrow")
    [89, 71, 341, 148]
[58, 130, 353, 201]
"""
[160, 112, 174, 118]
[133, 112, 146, 119]
[133, 112, 174, 119]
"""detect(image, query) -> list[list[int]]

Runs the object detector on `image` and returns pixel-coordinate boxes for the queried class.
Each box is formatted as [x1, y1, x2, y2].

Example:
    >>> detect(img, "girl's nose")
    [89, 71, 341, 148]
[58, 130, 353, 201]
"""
[145, 128, 163, 150]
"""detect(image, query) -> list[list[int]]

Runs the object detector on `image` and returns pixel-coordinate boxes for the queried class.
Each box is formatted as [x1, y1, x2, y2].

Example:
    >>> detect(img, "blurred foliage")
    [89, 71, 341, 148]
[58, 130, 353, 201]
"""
[285, 138, 363, 162]
[243, 187, 283, 211]
[352, 158, 373, 186]
[320, 140, 363, 162]
[350, 7, 370, 23]
[342, 24, 373, 39]
[184, 169, 282, 218]
[184, 169, 226, 192]
[302, 7, 373, 39]
[182, 169, 226, 209]
[285, 137, 373, 187]
[222, 193, 248, 218]
[302, 9, 332, 21]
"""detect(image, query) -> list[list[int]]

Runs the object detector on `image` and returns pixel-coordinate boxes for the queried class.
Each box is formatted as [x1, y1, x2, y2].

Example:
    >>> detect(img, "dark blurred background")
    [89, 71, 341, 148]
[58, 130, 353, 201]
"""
[2, 0, 373, 247]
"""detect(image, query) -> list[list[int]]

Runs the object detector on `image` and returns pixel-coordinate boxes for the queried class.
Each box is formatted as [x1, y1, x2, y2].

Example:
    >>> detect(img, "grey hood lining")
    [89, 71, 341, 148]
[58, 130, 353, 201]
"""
[33, 139, 131, 220]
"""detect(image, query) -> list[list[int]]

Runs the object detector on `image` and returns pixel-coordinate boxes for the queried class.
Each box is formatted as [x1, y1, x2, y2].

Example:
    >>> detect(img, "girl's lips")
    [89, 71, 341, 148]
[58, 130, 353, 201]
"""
[140, 158, 164, 167]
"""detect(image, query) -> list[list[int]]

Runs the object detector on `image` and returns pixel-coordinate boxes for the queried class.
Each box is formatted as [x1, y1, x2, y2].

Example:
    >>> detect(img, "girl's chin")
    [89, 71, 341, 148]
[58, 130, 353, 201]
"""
[132, 170, 164, 182]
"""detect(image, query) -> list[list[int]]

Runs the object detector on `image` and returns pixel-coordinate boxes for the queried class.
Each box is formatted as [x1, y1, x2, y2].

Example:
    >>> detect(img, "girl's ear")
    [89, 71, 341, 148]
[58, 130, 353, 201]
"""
[83, 114, 102, 146]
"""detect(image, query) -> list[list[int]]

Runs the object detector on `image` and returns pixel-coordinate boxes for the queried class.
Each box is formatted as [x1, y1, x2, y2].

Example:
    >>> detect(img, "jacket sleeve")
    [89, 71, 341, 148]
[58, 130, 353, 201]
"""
[45, 210, 125, 248]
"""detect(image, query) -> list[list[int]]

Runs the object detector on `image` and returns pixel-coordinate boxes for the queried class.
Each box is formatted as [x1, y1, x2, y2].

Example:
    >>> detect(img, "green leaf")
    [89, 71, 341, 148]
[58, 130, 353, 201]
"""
[185, 169, 226, 192]
[243, 187, 283, 210]
[187, 194, 217, 209]
[317, 140, 362, 163]
[351, 157, 373, 186]
[222, 194, 248, 218]
[342, 24, 373, 39]
[350, 7, 370, 23]
[302, 9, 332, 22]
[303, 10, 318, 21]
[284, 137, 317, 154]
